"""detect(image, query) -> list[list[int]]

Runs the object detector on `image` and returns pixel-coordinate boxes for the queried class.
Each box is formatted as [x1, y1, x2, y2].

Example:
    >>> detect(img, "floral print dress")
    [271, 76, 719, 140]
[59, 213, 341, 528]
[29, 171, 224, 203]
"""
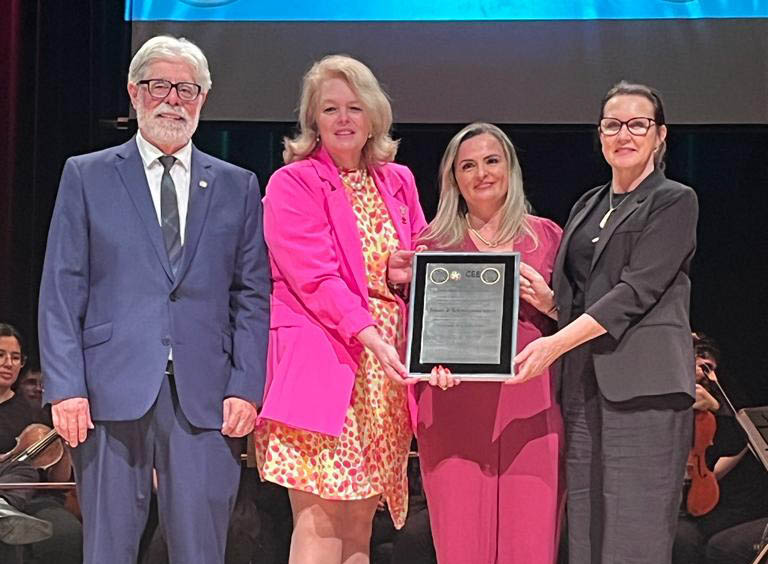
[255, 168, 411, 527]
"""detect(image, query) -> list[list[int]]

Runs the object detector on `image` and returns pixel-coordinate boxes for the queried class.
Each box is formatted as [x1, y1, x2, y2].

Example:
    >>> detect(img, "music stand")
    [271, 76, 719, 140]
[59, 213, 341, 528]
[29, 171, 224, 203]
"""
[736, 404, 768, 564]
[711, 380, 768, 564]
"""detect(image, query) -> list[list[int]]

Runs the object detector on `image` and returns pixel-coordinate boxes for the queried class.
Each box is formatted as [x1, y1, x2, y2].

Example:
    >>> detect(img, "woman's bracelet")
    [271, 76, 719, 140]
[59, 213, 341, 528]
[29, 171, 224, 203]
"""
[546, 291, 558, 314]
[546, 303, 558, 315]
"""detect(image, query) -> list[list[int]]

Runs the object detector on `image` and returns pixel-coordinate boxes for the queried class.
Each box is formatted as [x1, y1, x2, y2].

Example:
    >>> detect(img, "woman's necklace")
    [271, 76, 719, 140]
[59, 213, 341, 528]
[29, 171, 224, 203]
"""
[592, 188, 630, 244]
[465, 213, 499, 248]
[339, 169, 368, 190]
[598, 187, 629, 229]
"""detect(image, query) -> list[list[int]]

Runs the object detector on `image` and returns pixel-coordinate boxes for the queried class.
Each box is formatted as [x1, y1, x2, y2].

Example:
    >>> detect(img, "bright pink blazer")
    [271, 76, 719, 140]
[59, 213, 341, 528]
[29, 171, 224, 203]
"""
[258, 147, 427, 436]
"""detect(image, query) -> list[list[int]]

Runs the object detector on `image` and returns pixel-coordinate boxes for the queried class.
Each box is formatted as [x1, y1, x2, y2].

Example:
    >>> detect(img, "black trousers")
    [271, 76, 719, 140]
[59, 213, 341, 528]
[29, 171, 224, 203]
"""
[0, 462, 82, 564]
[706, 517, 768, 564]
[561, 343, 692, 564]
[0, 460, 38, 510]
[674, 488, 768, 563]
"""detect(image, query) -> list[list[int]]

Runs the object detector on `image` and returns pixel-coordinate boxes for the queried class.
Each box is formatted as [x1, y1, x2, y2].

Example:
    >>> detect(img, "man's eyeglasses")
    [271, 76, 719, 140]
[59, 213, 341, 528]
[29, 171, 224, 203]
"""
[599, 117, 657, 137]
[137, 79, 202, 101]
[0, 350, 26, 367]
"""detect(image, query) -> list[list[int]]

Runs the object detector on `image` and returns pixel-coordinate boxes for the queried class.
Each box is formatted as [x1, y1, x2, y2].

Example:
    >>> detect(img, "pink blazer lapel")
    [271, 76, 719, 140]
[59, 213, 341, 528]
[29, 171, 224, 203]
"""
[370, 166, 412, 250]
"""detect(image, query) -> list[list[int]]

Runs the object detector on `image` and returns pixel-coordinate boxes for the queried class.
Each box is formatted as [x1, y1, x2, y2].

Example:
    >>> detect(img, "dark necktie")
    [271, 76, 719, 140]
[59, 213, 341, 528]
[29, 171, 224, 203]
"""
[159, 155, 182, 277]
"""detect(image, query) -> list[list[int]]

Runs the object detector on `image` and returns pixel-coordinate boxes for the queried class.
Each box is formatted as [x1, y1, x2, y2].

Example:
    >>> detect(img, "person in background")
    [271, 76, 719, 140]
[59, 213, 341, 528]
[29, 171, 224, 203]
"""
[412, 122, 564, 563]
[254, 54, 426, 564]
[0, 322, 81, 564]
[513, 81, 698, 564]
[0, 460, 54, 564]
[673, 333, 768, 563]
[14, 363, 44, 408]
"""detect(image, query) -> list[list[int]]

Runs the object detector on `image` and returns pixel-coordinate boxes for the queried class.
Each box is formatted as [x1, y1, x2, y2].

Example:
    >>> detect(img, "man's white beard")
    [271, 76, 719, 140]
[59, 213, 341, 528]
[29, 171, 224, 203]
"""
[136, 102, 198, 149]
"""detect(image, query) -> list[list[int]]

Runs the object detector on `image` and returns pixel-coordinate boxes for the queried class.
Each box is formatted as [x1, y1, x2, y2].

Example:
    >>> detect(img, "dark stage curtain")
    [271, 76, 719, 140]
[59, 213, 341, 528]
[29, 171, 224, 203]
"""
[0, 0, 131, 359]
[1, 0, 25, 332]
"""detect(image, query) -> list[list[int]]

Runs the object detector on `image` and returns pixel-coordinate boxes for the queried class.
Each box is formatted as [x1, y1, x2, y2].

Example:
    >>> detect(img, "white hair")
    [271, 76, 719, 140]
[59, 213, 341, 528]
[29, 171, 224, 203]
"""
[128, 35, 212, 92]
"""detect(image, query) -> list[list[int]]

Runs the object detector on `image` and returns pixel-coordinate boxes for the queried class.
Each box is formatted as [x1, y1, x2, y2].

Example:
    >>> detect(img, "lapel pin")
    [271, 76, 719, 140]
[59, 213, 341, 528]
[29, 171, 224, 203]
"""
[199, 180, 208, 189]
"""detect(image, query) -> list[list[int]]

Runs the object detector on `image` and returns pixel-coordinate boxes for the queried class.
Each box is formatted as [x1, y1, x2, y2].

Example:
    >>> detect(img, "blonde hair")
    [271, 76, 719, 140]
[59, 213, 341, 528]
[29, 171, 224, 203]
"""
[420, 122, 535, 249]
[283, 54, 398, 166]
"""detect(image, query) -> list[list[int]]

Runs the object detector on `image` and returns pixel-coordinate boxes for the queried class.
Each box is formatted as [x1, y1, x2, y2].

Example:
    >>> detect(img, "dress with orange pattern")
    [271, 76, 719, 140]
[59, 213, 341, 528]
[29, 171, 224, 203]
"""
[254, 168, 412, 527]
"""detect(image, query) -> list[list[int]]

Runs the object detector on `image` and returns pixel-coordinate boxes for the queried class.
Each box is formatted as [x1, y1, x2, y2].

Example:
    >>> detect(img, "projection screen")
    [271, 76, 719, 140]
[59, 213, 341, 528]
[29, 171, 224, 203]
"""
[128, 1, 768, 124]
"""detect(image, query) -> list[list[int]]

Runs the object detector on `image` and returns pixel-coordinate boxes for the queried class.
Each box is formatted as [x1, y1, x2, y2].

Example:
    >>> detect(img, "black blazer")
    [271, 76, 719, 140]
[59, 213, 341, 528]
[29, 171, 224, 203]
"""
[553, 169, 698, 402]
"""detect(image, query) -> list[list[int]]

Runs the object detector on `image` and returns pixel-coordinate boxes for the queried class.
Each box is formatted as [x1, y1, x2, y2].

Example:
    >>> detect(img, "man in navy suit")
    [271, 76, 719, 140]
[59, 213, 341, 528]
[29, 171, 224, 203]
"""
[38, 35, 270, 563]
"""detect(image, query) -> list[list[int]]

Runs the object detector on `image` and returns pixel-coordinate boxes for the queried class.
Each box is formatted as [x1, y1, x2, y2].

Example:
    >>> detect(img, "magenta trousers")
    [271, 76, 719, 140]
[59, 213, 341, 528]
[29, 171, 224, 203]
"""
[417, 382, 565, 564]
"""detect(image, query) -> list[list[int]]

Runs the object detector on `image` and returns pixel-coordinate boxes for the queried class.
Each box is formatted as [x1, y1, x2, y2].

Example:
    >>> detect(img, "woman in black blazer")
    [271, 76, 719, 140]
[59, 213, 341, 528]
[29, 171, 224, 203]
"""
[512, 82, 698, 563]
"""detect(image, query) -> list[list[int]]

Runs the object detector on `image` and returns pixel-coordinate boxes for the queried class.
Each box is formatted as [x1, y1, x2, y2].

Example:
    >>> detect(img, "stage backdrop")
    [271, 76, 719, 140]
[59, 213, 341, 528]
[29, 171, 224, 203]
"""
[127, 0, 768, 124]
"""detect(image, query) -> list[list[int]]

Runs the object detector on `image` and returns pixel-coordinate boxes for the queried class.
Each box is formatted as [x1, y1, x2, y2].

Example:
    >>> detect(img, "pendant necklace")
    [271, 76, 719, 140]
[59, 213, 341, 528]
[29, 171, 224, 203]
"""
[599, 187, 628, 229]
[592, 187, 629, 244]
[465, 214, 500, 248]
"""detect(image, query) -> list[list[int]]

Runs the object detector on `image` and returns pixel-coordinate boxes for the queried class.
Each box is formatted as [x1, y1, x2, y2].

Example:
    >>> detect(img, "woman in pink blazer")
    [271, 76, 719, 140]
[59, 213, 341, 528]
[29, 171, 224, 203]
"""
[254, 55, 426, 564]
[417, 123, 565, 563]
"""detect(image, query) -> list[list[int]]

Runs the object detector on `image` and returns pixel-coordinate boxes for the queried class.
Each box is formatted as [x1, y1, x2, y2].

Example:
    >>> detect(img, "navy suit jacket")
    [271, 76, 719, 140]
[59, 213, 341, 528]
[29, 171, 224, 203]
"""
[39, 138, 270, 429]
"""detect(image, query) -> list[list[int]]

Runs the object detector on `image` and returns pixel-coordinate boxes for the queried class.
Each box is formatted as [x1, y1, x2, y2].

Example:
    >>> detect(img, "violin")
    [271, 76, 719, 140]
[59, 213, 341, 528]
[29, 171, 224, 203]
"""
[685, 371, 720, 516]
[0, 423, 64, 470]
[0, 423, 81, 520]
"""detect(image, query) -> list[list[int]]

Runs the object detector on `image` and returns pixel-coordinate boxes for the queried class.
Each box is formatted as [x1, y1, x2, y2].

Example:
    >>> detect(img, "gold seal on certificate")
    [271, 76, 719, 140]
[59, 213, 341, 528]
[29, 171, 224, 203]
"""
[405, 252, 520, 381]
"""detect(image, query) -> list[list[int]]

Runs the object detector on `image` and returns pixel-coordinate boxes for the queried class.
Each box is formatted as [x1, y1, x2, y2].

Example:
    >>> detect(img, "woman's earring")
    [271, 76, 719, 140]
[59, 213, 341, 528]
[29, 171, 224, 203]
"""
[367, 133, 373, 139]
[316, 136, 320, 143]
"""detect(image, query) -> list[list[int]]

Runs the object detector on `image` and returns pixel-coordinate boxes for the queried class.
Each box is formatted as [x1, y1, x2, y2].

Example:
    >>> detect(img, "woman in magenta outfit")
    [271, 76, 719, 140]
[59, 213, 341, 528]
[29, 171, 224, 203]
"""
[254, 55, 427, 564]
[414, 123, 565, 563]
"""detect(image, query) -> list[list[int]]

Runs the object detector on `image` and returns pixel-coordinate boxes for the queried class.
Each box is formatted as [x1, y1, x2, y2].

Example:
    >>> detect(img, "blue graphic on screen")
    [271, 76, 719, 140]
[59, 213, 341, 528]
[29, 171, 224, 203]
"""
[126, 1, 768, 22]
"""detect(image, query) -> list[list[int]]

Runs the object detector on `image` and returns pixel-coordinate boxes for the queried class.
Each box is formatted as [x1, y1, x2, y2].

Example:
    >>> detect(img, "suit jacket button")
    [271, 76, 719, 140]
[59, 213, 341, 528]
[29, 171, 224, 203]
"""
[170, 292, 178, 302]
[161, 337, 171, 346]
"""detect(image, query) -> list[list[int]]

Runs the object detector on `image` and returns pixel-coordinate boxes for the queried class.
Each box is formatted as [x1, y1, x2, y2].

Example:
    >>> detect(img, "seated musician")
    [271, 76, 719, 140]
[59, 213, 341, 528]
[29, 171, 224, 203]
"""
[0, 323, 82, 564]
[673, 333, 768, 563]
[691, 333, 720, 413]
[14, 362, 44, 409]
[1, 459, 54, 564]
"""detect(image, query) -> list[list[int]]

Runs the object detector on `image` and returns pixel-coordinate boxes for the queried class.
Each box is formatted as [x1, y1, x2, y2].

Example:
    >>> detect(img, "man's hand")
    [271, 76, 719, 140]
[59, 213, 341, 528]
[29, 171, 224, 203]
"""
[51, 397, 93, 448]
[221, 397, 258, 437]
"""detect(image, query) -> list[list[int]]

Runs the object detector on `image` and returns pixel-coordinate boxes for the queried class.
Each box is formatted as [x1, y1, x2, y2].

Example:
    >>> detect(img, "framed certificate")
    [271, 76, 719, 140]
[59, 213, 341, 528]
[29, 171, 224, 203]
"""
[405, 251, 520, 381]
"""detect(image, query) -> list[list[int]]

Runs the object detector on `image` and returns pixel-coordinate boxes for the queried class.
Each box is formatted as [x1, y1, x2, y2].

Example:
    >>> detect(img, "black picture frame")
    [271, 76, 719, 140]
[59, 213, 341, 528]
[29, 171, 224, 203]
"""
[405, 251, 520, 380]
